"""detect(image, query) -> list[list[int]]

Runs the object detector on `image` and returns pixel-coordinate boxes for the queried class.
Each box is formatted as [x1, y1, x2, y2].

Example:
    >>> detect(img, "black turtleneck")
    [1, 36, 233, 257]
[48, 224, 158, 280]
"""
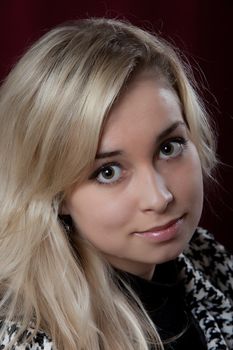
[115, 261, 207, 350]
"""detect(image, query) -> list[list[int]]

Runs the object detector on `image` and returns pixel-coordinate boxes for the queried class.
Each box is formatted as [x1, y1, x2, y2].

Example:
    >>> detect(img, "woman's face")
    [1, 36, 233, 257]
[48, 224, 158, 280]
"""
[63, 73, 203, 279]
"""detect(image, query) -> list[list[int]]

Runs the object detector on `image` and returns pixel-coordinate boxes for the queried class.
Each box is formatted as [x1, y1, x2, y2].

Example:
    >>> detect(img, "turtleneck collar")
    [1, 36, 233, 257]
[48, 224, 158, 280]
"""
[114, 260, 207, 349]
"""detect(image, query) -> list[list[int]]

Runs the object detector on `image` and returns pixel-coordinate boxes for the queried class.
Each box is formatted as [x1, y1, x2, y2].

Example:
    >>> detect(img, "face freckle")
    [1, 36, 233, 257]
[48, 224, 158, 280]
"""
[63, 72, 204, 280]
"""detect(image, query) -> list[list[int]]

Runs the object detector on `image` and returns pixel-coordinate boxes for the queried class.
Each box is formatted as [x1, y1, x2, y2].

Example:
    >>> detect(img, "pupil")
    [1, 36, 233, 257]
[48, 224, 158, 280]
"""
[103, 167, 114, 179]
[163, 144, 173, 154]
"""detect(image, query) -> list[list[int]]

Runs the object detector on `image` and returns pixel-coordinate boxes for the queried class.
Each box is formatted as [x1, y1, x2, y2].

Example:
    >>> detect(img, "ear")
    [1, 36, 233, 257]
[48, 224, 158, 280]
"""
[58, 212, 73, 234]
[59, 200, 70, 215]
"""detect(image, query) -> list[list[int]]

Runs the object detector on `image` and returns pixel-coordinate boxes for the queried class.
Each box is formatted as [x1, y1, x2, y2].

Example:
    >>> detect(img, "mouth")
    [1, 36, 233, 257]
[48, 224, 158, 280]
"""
[137, 216, 184, 234]
[133, 215, 185, 242]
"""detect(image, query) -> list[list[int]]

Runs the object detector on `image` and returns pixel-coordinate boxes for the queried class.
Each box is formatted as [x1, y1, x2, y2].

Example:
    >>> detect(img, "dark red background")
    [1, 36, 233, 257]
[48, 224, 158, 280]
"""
[1, 0, 232, 251]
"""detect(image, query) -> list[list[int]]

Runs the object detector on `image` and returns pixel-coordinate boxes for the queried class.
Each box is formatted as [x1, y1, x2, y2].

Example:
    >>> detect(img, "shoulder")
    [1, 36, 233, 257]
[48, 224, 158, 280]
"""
[188, 227, 231, 256]
[184, 227, 232, 282]
[0, 319, 53, 349]
[178, 227, 233, 293]
[177, 228, 233, 349]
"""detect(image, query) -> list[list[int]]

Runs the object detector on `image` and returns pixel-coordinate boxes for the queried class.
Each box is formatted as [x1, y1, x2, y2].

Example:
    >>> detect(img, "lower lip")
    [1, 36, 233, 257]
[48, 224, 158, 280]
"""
[134, 217, 184, 243]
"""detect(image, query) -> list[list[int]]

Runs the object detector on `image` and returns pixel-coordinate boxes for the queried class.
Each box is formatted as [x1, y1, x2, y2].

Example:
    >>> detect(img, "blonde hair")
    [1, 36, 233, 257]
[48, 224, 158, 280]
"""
[0, 18, 217, 349]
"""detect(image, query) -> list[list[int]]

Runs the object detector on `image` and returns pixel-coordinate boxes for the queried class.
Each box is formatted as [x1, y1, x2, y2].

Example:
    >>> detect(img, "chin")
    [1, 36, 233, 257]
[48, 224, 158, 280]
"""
[155, 241, 189, 264]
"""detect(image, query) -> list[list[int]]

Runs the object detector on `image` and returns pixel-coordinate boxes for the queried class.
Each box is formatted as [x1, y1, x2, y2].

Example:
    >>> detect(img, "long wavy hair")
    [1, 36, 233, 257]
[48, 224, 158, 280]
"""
[0, 18, 217, 349]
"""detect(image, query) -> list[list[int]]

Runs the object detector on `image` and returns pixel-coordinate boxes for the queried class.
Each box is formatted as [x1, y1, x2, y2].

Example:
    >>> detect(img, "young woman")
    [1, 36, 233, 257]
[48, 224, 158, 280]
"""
[0, 18, 232, 350]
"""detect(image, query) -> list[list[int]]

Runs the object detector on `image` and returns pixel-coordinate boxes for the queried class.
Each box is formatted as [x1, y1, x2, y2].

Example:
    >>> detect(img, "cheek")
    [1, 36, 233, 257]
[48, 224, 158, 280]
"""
[66, 187, 133, 233]
[174, 146, 204, 211]
[189, 147, 204, 196]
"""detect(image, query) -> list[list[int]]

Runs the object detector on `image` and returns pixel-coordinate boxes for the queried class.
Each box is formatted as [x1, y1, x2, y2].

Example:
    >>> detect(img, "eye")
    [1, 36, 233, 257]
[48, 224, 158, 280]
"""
[94, 164, 122, 184]
[159, 138, 187, 160]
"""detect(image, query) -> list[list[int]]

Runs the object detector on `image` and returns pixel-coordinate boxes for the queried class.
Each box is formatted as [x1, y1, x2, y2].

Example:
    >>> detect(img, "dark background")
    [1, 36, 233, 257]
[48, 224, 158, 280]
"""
[1, 0, 232, 251]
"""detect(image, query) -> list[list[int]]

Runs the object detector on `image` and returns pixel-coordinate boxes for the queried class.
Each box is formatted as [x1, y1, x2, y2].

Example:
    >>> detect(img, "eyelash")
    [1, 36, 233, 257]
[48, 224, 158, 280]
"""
[90, 137, 188, 186]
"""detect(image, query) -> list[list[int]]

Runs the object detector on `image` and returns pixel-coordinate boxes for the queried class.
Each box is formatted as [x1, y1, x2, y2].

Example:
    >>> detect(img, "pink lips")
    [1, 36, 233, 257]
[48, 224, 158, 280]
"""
[134, 216, 184, 242]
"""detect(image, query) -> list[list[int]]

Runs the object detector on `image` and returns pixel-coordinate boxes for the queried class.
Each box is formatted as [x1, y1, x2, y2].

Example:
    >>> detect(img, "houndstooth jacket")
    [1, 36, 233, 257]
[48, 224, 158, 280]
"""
[177, 228, 233, 350]
[0, 228, 232, 349]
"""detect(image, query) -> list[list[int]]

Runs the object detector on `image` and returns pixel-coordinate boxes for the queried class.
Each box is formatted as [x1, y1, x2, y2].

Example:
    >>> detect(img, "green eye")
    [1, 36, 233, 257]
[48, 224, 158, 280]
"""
[159, 138, 187, 159]
[96, 164, 122, 184]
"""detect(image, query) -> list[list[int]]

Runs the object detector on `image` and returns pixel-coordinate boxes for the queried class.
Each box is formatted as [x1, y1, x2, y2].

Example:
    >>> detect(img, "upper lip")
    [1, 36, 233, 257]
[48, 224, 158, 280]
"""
[136, 216, 184, 233]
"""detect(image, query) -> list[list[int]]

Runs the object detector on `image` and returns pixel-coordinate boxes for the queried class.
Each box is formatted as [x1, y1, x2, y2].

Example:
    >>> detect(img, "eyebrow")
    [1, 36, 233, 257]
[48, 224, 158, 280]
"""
[156, 121, 186, 143]
[95, 121, 186, 159]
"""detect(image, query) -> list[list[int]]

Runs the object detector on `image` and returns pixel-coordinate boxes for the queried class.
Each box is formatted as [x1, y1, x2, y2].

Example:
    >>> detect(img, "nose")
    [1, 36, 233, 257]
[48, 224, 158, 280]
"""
[136, 168, 174, 213]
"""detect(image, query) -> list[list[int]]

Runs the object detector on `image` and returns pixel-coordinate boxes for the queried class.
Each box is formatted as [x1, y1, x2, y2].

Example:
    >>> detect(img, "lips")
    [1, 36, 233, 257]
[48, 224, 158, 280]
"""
[136, 215, 184, 234]
[132, 215, 185, 242]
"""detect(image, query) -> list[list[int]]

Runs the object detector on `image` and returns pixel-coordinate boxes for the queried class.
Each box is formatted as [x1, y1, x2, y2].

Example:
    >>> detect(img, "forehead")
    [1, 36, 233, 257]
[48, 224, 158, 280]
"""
[99, 74, 183, 151]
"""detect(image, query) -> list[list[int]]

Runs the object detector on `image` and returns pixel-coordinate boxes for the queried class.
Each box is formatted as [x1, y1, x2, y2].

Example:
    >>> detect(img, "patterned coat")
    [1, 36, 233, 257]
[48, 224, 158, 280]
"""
[177, 228, 233, 350]
[0, 228, 232, 349]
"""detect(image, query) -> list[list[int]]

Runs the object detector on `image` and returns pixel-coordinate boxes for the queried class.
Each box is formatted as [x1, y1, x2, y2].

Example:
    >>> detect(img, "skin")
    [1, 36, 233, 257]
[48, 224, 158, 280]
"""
[63, 72, 204, 280]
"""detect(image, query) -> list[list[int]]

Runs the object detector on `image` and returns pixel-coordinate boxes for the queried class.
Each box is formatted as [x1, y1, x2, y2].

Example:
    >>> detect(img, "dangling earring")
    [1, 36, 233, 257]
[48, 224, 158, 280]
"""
[58, 214, 74, 234]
